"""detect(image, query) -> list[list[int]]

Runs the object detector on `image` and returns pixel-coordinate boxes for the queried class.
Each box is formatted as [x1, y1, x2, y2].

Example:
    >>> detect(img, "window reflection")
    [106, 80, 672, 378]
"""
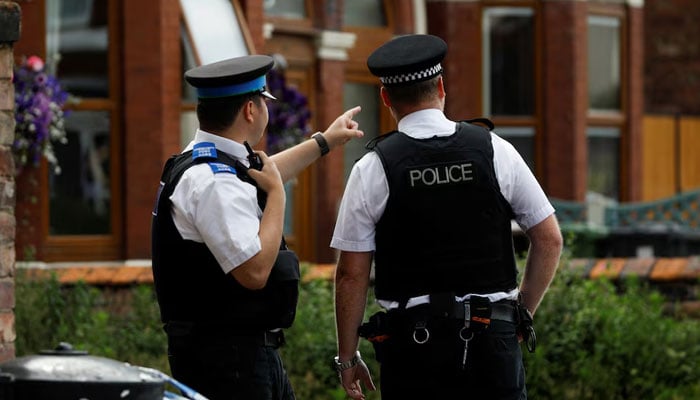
[50, 111, 111, 234]
[47, 0, 109, 97]
[483, 8, 534, 116]
[180, 0, 249, 65]
[343, 83, 380, 182]
[495, 127, 535, 171]
[587, 127, 620, 200]
[264, 0, 306, 19]
[181, 26, 199, 103]
[588, 16, 621, 111]
[343, 0, 386, 27]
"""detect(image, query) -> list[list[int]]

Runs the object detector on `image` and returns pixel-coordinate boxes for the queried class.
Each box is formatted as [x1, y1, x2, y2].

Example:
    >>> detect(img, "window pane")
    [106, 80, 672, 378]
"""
[495, 126, 535, 171]
[50, 111, 111, 235]
[483, 8, 534, 116]
[47, 0, 109, 98]
[343, 83, 380, 182]
[264, 0, 306, 19]
[181, 26, 199, 102]
[587, 127, 620, 200]
[588, 16, 621, 110]
[180, 0, 249, 65]
[343, 0, 386, 27]
[180, 110, 198, 149]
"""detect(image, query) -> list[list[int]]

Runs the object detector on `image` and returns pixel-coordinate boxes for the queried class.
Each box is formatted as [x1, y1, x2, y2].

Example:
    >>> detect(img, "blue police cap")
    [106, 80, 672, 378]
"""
[185, 55, 276, 99]
[367, 34, 447, 87]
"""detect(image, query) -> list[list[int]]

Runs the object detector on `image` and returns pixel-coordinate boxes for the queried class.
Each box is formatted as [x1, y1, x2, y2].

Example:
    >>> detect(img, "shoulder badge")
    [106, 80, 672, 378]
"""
[192, 142, 218, 160]
[208, 162, 237, 174]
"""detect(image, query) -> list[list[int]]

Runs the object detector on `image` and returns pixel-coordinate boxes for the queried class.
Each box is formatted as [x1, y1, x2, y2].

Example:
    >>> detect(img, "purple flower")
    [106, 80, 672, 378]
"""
[265, 67, 312, 154]
[12, 55, 70, 174]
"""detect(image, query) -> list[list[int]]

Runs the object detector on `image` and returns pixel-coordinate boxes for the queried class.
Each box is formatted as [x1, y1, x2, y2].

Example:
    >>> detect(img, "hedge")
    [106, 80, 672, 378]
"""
[12, 262, 700, 399]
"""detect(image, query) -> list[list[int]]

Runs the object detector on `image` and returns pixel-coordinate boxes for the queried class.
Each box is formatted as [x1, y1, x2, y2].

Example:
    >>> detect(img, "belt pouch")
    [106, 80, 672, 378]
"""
[359, 311, 392, 362]
[429, 292, 457, 318]
[467, 295, 492, 331]
[263, 249, 300, 328]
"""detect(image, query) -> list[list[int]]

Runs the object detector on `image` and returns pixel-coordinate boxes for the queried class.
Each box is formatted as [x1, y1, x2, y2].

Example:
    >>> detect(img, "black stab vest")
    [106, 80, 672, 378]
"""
[372, 121, 518, 301]
[151, 147, 299, 329]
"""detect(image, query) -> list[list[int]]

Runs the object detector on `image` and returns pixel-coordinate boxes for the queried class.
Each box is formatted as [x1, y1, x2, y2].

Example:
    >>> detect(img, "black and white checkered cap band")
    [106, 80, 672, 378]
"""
[379, 63, 443, 85]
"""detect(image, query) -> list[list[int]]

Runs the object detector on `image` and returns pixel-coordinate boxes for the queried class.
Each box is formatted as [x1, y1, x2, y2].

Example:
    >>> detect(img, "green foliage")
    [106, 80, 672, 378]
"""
[279, 274, 382, 400]
[525, 267, 700, 399]
[13, 265, 700, 399]
[14, 272, 169, 372]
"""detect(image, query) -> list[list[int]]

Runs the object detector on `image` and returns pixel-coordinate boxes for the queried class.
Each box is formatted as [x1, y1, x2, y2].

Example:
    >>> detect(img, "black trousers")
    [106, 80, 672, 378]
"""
[167, 331, 295, 400]
[377, 319, 526, 400]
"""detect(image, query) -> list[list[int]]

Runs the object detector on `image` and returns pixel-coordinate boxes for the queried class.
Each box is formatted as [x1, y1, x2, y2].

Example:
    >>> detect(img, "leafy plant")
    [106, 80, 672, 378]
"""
[13, 261, 700, 399]
[280, 272, 382, 400]
[14, 272, 168, 372]
[524, 267, 700, 399]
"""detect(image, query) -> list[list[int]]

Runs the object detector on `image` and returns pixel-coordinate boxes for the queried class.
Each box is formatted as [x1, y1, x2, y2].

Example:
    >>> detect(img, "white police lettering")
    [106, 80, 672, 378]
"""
[408, 162, 474, 187]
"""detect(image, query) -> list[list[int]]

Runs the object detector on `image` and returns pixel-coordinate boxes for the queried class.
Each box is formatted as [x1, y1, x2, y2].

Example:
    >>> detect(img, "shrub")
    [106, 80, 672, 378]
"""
[13, 263, 700, 399]
[279, 272, 382, 400]
[525, 266, 700, 399]
[14, 272, 169, 372]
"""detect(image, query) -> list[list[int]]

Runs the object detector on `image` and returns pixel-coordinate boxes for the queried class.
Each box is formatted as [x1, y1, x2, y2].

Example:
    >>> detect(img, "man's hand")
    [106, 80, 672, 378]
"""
[340, 360, 376, 400]
[321, 106, 364, 151]
[246, 151, 283, 194]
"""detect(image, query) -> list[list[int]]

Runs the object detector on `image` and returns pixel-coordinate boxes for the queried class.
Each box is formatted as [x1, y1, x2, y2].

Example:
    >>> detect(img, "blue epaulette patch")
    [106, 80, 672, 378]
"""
[193, 142, 218, 160]
[208, 162, 237, 174]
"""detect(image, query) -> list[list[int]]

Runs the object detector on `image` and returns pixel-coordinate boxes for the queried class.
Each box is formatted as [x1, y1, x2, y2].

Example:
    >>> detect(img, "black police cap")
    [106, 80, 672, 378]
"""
[367, 34, 447, 87]
[184, 55, 276, 99]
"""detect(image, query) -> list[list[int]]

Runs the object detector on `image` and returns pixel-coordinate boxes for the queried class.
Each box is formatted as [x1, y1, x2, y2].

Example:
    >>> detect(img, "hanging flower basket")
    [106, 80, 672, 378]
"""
[265, 66, 312, 154]
[13, 55, 71, 175]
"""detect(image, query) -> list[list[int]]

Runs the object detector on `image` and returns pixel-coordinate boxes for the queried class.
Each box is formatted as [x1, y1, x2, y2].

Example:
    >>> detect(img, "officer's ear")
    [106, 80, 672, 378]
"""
[437, 76, 446, 99]
[243, 99, 257, 123]
[380, 86, 392, 108]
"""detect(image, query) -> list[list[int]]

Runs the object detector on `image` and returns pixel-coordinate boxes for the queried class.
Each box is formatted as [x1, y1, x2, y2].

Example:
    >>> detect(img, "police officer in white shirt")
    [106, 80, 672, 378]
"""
[332, 34, 563, 400]
[151, 54, 363, 400]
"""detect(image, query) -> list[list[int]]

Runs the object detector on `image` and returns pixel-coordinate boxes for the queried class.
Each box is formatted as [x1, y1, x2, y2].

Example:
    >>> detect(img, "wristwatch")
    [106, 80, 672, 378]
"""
[311, 132, 330, 156]
[333, 351, 362, 372]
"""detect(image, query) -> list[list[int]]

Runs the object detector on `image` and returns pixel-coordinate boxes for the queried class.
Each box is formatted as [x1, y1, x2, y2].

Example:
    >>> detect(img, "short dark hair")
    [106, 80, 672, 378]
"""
[196, 92, 262, 132]
[384, 76, 440, 108]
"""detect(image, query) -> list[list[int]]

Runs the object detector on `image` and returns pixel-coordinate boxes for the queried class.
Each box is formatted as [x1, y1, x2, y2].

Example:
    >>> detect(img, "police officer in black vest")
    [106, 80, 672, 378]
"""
[152, 55, 363, 400]
[332, 34, 563, 399]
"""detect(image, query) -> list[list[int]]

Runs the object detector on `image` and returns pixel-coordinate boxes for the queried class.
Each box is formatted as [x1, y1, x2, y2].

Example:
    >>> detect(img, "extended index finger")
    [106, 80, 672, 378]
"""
[343, 105, 362, 119]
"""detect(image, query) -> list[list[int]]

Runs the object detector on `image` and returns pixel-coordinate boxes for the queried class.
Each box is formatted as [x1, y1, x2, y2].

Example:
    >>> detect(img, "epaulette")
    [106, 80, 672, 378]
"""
[462, 118, 495, 131]
[192, 141, 218, 160]
[191, 142, 237, 175]
[365, 131, 399, 150]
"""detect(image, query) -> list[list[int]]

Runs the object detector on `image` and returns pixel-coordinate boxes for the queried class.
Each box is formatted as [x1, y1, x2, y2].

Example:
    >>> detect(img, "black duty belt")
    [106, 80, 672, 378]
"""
[164, 321, 286, 348]
[389, 297, 518, 324]
[452, 301, 517, 323]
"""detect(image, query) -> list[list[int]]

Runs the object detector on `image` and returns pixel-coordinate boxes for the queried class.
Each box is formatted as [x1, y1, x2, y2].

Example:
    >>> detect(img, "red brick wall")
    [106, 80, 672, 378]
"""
[0, 0, 20, 363]
[625, 6, 645, 201]
[239, 0, 265, 53]
[541, 1, 589, 201]
[426, 1, 481, 120]
[314, 59, 346, 262]
[123, 0, 182, 259]
[645, 0, 700, 114]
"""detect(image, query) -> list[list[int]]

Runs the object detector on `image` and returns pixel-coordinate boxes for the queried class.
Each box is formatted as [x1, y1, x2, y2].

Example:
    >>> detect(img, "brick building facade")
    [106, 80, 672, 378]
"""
[645, 0, 700, 115]
[5, 0, 652, 267]
[0, 0, 699, 364]
[0, 0, 19, 364]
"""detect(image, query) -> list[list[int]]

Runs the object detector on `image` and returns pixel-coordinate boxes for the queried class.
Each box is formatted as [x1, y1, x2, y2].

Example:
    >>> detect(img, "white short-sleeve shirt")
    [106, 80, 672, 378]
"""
[330, 109, 554, 308]
[331, 109, 554, 253]
[169, 130, 262, 274]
